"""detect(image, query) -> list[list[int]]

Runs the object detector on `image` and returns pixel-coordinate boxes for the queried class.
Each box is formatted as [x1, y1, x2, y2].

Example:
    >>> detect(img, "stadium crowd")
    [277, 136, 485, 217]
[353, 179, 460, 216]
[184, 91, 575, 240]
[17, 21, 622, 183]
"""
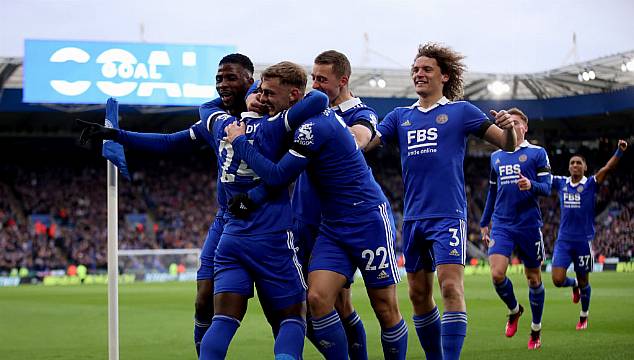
[0, 140, 632, 273]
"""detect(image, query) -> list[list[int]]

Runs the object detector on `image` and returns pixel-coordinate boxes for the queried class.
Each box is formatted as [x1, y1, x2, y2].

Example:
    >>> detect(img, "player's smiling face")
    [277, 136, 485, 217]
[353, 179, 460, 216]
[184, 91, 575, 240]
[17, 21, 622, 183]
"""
[311, 63, 343, 105]
[569, 156, 587, 177]
[259, 77, 296, 116]
[411, 56, 448, 98]
[215, 63, 252, 114]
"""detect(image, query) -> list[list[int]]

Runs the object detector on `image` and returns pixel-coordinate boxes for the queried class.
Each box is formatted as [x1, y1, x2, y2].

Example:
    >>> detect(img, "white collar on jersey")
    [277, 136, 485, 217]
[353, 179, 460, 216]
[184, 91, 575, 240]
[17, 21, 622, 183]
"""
[567, 176, 588, 186]
[240, 111, 263, 120]
[333, 97, 362, 113]
[413, 96, 449, 113]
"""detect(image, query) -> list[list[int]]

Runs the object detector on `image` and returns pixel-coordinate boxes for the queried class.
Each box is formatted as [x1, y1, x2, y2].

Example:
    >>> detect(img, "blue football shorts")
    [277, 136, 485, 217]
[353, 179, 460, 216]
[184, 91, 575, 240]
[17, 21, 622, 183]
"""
[196, 212, 225, 281]
[552, 239, 593, 273]
[309, 202, 401, 288]
[402, 217, 467, 273]
[488, 226, 545, 268]
[214, 230, 306, 310]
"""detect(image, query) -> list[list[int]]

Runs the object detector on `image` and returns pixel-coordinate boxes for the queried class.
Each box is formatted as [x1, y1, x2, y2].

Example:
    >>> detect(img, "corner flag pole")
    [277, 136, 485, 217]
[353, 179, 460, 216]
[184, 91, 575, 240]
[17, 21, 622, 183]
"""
[107, 160, 119, 360]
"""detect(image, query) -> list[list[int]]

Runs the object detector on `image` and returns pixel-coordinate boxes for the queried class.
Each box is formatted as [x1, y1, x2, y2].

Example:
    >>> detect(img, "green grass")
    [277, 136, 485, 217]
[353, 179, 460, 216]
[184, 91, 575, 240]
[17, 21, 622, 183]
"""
[1, 272, 633, 359]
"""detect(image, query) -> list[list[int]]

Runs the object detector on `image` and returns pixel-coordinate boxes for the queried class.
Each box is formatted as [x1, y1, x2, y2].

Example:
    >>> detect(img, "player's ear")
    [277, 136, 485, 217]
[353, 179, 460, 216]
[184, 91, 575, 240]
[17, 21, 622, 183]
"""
[289, 88, 301, 103]
[339, 75, 349, 88]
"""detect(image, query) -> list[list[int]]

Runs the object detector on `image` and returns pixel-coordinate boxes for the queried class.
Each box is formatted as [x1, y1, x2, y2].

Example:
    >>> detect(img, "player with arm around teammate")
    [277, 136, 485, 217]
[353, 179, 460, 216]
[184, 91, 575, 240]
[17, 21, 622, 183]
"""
[78, 54, 256, 357]
[365, 42, 517, 360]
[479, 108, 552, 350]
[225, 61, 409, 360]
[550, 140, 628, 330]
[199, 62, 329, 360]
[294, 49, 378, 360]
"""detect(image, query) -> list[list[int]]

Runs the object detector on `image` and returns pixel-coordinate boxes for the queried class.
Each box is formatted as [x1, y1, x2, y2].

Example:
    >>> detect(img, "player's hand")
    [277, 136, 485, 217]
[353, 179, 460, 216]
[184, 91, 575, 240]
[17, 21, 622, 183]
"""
[490, 110, 515, 130]
[228, 193, 257, 219]
[224, 121, 246, 143]
[76, 119, 118, 145]
[480, 226, 491, 247]
[618, 139, 628, 152]
[246, 93, 269, 115]
[517, 171, 532, 191]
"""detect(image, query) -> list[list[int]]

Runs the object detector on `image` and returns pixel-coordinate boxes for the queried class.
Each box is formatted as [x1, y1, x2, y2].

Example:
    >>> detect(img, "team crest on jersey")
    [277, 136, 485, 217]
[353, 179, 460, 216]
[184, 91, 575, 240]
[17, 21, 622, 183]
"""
[435, 114, 449, 124]
[401, 120, 411, 127]
[519, 154, 528, 162]
[577, 185, 584, 193]
[296, 122, 314, 146]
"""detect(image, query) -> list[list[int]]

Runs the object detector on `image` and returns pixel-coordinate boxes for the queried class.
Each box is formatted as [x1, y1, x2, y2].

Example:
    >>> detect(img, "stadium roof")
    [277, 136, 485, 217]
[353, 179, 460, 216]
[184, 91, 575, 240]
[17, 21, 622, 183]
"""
[2, 49, 634, 101]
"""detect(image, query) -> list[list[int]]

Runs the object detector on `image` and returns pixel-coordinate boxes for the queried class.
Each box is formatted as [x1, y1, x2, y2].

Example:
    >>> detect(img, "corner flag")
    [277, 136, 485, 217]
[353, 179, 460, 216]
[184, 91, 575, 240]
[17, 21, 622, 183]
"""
[102, 98, 131, 181]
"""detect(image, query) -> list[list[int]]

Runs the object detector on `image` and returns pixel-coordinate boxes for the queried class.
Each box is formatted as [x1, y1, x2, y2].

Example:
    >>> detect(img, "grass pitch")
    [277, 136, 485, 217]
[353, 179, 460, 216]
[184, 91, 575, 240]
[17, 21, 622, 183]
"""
[1, 272, 633, 359]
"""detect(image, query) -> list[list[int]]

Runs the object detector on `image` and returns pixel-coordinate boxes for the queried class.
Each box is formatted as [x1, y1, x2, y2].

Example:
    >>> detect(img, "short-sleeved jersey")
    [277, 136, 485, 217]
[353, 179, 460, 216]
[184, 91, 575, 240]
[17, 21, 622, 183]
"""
[292, 108, 386, 221]
[292, 97, 378, 225]
[377, 98, 489, 221]
[207, 110, 293, 235]
[489, 141, 551, 228]
[552, 175, 598, 241]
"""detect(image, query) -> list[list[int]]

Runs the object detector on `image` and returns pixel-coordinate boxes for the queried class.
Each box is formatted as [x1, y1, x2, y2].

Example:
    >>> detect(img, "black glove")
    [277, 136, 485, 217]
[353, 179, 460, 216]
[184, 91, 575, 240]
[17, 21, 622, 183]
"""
[76, 119, 119, 145]
[228, 193, 257, 219]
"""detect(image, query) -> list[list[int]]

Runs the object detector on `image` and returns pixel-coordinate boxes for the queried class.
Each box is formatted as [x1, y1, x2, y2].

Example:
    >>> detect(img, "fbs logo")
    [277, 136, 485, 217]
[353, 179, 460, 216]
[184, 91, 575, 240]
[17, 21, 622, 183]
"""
[401, 120, 411, 127]
[377, 270, 389, 280]
[449, 249, 460, 257]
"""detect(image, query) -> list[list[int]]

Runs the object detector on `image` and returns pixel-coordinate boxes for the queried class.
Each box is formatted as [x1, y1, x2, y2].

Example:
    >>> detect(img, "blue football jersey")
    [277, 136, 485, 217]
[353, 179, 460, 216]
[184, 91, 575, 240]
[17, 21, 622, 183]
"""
[552, 175, 598, 241]
[292, 97, 378, 225]
[207, 110, 294, 236]
[290, 109, 386, 220]
[488, 141, 551, 228]
[191, 105, 228, 210]
[377, 98, 490, 221]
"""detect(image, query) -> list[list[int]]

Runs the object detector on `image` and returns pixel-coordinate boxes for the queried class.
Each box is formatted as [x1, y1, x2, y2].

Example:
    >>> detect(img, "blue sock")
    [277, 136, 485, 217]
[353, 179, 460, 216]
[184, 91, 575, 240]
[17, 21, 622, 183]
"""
[580, 284, 592, 313]
[380, 318, 408, 360]
[311, 310, 348, 359]
[413, 307, 442, 360]
[494, 277, 518, 311]
[305, 315, 324, 355]
[441, 312, 467, 360]
[200, 315, 240, 360]
[343, 311, 368, 360]
[529, 283, 545, 326]
[561, 277, 576, 287]
[194, 315, 212, 357]
[274, 316, 306, 360]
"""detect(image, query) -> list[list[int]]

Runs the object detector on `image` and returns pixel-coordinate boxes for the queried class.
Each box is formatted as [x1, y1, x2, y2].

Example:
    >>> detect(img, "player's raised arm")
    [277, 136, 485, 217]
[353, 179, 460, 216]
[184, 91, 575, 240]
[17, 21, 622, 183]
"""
[482, 110, 517, 151]
[595, 139, 628, 184]
[284, 90, 329, 130]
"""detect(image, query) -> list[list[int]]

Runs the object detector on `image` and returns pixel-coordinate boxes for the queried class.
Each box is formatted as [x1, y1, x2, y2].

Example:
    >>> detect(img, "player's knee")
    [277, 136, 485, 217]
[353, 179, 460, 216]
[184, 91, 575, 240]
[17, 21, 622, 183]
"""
[307, 289, 333, 317]
[551, 275, 565, 287]
[334, 294, 354, 318]
[370, 298, 401, 328]
[491, 270, 507, 284]
[195, 293, 213, 318]
[408, 285, 433, 307]
[439, 280, 464, 303]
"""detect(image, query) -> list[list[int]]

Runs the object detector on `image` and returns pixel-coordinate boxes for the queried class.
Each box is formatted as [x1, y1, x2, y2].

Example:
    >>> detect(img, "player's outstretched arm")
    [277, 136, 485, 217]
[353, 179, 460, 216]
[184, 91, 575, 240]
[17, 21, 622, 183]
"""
[226, 122, 309, 187]
[482, 110, 517, 151]
[78, 119, 197, 153]
[595, 139, 628, 184]
[77, 119, 119, 145]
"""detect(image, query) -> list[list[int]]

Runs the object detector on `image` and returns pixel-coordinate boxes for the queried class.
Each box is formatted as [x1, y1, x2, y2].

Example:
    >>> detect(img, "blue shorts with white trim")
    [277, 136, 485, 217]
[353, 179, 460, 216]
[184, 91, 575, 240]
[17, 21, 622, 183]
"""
[214, 230, 306, 310]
